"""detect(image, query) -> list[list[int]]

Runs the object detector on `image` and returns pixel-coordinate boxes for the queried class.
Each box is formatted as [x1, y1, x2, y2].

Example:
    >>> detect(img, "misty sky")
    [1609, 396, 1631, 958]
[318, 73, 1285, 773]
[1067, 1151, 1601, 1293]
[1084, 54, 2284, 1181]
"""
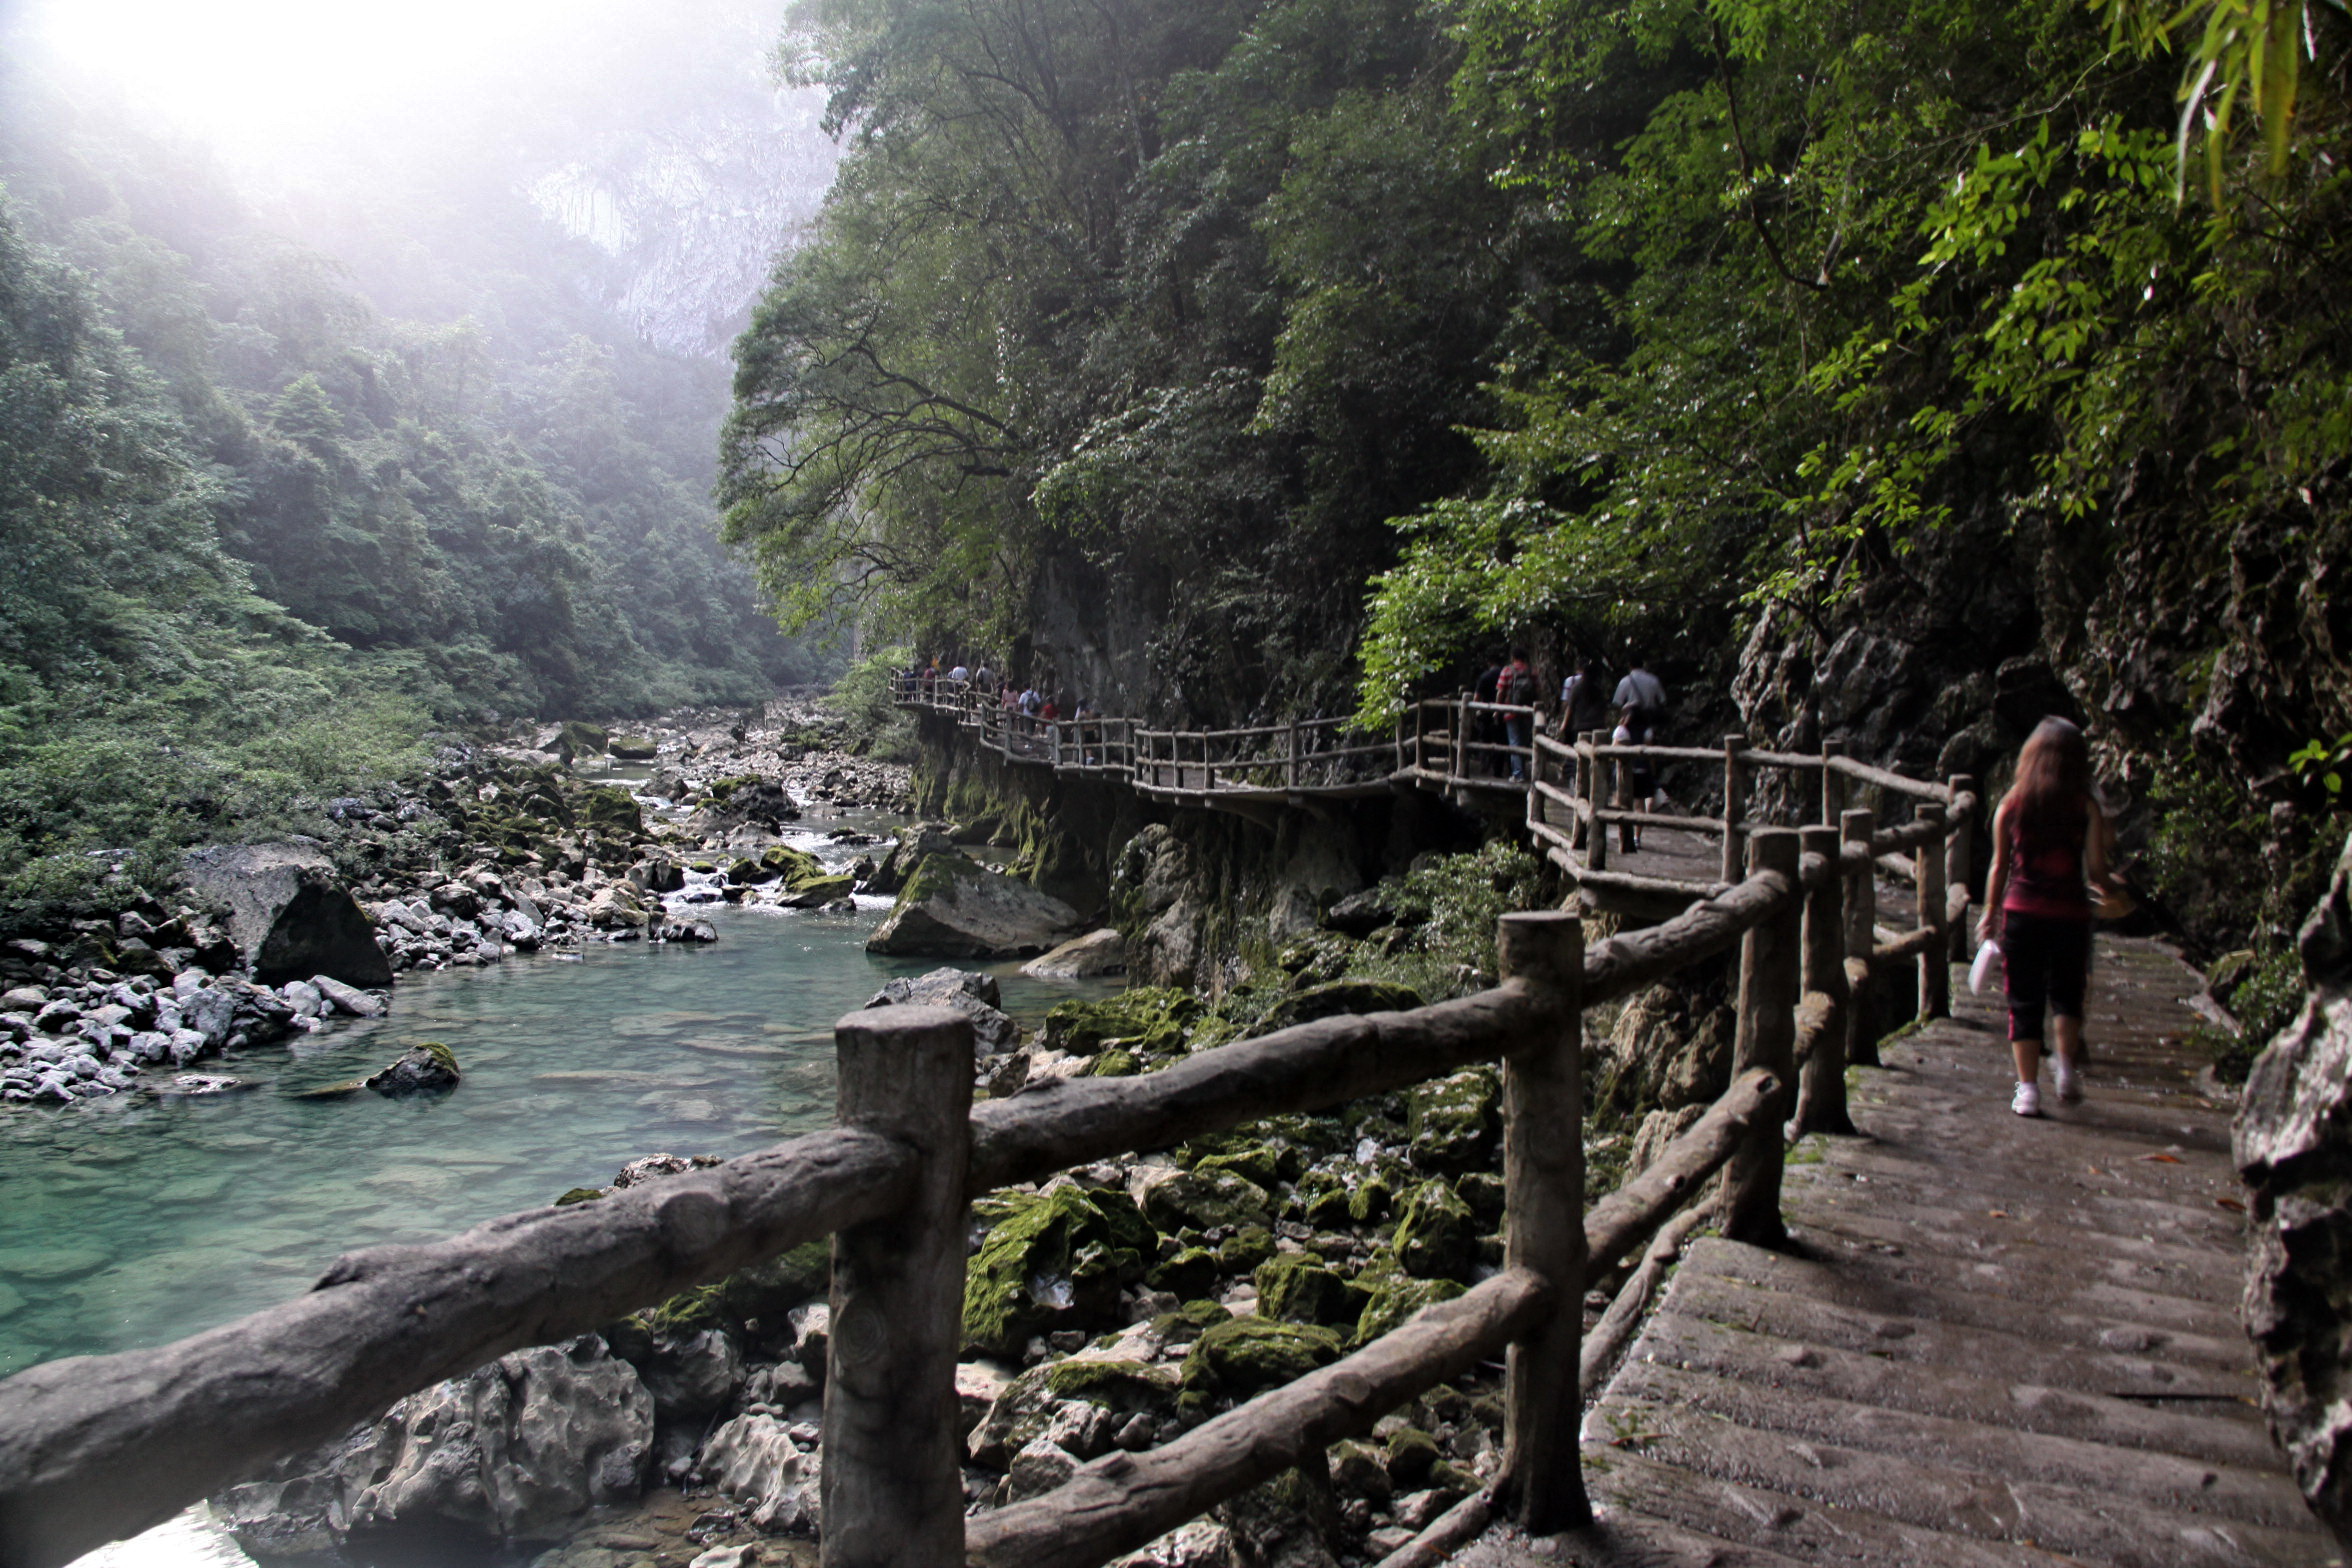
[5, 0, 842, 354]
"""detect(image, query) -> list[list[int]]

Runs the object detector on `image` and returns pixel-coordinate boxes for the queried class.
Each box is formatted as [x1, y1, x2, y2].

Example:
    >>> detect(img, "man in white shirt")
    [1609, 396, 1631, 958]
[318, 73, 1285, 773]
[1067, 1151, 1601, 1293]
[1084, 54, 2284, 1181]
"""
[1612, 661, 1667, 739]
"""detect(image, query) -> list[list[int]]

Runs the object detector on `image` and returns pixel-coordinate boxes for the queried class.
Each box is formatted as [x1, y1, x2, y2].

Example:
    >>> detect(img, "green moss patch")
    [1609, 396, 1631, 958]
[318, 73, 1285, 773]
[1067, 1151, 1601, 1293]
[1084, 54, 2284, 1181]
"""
[962, 1185, 1154, 1355]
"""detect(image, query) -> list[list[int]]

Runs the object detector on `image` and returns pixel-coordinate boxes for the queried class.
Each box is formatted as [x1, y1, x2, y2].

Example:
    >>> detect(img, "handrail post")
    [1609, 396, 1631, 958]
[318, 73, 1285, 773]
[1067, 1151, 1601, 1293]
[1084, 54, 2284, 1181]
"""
[1049, 721, 1063, 769]
[1453, 694, 1469, 782]
[1495, 910, 1588, 1533]
[1721, 828, 1801, 1248]
[1585, 733, 1609, 872]
[1287, 720, 1301, 790]
[1720, 734, 1749, 883]
[1841, 807, 1881, 1068]
[822, 1004, 974, 1568]
[1915, 803, 1950, 1021]
[1201, 732, 1215, 793]
[1944, 773, 1975, 963]
[1794, 824, 1856, 1137]
[1821, 738, 1846, 826]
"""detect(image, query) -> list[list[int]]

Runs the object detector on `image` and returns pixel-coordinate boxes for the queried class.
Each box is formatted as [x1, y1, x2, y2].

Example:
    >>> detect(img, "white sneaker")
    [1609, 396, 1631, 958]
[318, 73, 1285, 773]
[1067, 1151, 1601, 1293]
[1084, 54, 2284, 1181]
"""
[2054, 1059, 2082, 1104]
[2012, 1080, 2042, 1118]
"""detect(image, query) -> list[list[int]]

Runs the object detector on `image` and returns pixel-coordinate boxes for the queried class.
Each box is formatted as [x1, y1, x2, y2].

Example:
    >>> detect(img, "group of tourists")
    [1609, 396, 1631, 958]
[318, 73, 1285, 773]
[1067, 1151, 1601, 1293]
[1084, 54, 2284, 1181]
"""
[1471, 650, 1670, 853]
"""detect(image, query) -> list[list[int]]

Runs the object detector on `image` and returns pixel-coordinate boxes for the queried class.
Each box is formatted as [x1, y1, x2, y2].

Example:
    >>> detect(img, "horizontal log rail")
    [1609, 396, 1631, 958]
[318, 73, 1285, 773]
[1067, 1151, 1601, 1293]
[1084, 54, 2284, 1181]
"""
[2, 685, 1980, 1568]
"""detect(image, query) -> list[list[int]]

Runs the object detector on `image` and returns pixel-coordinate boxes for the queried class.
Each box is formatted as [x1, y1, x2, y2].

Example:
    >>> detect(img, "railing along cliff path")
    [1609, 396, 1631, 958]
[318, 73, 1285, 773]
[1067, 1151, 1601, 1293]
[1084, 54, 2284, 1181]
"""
[0, 760, 1970, 1568]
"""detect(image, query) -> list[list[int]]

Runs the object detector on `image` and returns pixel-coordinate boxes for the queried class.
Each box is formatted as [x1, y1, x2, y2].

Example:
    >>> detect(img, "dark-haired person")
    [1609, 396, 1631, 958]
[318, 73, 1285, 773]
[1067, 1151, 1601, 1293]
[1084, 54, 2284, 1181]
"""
[1977, 717, 2116, 1117]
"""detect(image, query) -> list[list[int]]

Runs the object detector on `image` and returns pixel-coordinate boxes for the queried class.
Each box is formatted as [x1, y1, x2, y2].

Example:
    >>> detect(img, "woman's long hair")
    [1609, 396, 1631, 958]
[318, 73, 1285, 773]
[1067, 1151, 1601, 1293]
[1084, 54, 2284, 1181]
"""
[2010, 717, 2092, 834]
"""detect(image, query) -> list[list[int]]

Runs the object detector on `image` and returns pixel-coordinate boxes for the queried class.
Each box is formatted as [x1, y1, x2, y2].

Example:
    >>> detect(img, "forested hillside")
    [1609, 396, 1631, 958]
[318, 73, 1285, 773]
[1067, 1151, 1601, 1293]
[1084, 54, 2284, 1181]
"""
[0, 42, 837, 928]
[725, 0, 2348, 971]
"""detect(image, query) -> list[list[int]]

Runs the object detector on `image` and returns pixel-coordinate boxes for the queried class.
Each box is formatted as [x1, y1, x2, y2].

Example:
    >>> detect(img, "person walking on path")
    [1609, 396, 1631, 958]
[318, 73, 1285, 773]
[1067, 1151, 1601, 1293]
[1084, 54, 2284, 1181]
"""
[1473, 653, 1507, 777]
[1977, 717, 2117, 1117]
[1499, 649, 1537, 781]
[1611, 704, 1656, 852]
[1612, 658, 1666, 741]
[1559, 655, 1611, 741]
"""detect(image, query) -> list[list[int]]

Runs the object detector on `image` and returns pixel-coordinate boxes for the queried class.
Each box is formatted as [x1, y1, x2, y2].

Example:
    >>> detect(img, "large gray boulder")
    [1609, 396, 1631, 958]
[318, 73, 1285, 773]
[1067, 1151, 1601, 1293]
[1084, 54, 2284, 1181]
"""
[2238, 833, 2352, 1550]
[1023, 927, 1129, 980]
[218, 1336, 653, 1553]
[865, 850, 1079, 960]
[183, 843, 392, 987]
[864, 967, 1019, 1053]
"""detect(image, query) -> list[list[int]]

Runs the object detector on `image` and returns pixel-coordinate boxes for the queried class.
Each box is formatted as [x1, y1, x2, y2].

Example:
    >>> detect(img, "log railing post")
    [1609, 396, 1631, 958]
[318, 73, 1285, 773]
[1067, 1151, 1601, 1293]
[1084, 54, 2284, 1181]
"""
[822, 1004, 974, 1568]
[1494, 910, 1588, 1533]
[1721, 735, 1749, 883]
[1841, 807, 1881, 1068]
[1915, 803, 1949, 1021]
[1944, 774, 1975, 963]
[1049, 721, 1064, 769]
[1821, 739, 1846, 827]
[1586, 735, 1610, 872]
[1287, 721, 1302, 790]
[1793, 824, 1855, 1138]
[1453, 694, 1469, 783]
[1201, 732, 1216, 793]
[1721, 828, 1801, 1248]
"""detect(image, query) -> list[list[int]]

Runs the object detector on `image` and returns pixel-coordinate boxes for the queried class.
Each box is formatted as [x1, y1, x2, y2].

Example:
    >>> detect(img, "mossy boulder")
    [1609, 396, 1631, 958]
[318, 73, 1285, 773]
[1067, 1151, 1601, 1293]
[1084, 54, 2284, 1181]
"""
[1295, 1174, 1355, 1231]
[1181, 1317, 1342, 1405]
[581, 784, 643, 837]
[549, 720, 608, 761]
[962, 1186, 1154, 1355]
[1147, 1246, 1221, 1298]
[760, 844, 828, 885]
[608, 735, 659, 761]
[728, 857, 781, 886]
[781, 874, 856, 908]
[719, 1240, 832, 1322]
[1353, 1275, 1466, 1346]
[1253, 1254, 1367, 1328]
[1043, 1357, 1181, 1407]
[1188, 1147, 1281, 1189]
[1216, 1225, 1276, 1273]
[1148, 1299, 1234, 1339]
[1348, 1173, 1394, 1225]
[1138, 1166, 1273, 1234]
[1392, 1179, 1478, 1280]
[1385, 1426, 1442, 1488]
[1254, 979, 1424, 1033]
[1407, 1067, 1501, 1173]
[1079, 1048, 1142, 1077]
[1039, 988, 1199, 1057]
[363, 1041, 460, 1096]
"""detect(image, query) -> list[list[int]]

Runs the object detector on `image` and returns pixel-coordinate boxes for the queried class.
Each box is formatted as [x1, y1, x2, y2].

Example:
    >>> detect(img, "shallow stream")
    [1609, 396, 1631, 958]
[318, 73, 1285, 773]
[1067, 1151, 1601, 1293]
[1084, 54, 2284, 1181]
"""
[0, 816, 1109, 1382]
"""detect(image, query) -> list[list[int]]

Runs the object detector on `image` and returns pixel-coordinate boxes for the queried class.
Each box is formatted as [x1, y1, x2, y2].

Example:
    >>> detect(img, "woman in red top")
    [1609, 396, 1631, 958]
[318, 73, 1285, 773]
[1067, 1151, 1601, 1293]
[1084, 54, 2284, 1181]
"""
[1977, 718, 2116, 1117]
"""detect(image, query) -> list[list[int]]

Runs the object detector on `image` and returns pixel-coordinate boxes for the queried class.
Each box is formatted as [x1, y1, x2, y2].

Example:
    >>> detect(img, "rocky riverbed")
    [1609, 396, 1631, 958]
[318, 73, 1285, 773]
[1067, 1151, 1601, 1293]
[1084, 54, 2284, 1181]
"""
[0, 700, 914, 1111]
[213, 961, 1657, 1568]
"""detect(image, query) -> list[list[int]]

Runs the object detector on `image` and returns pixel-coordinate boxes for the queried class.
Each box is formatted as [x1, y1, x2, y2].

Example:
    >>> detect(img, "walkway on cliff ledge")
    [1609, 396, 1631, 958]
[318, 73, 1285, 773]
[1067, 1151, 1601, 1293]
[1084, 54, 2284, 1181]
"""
[1458, 937, 2337, 1568]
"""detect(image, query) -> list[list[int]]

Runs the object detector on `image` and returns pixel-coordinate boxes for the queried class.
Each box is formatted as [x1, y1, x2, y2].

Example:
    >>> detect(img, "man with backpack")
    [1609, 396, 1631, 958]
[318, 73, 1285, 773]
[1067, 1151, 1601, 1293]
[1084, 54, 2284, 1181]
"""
[1500, 649, 1538, 781]
[1612, 659, 1667, 742]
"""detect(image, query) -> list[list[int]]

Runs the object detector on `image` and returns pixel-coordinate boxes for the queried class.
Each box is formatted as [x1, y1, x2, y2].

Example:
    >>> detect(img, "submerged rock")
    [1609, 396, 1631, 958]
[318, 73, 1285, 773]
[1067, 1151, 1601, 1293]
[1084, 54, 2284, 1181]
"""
[182, 843, 393, 988]
[866, 850, 1080, 960]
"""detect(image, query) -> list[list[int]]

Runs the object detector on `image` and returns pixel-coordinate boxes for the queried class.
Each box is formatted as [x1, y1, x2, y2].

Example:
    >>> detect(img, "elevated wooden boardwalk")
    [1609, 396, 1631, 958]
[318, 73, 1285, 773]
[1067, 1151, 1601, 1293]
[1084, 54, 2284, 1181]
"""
[1452, 938, 2336, 1568]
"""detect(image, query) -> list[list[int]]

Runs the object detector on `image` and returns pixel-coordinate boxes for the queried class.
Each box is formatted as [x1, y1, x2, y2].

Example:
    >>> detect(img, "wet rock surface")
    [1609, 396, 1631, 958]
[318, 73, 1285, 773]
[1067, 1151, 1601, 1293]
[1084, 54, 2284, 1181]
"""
[865, 849, 1081, 958]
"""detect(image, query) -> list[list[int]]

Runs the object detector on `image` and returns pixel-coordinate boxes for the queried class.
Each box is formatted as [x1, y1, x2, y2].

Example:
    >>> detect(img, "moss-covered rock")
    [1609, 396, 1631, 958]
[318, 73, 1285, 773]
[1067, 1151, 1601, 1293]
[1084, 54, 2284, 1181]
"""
[1042, 1357, 1180, 1406]
[1253, 1254, 1367, 1328]
[1146, 1246, 1219, 1298]
[1138, 1166, 1273, 1233]
[1457, 1170, 1506, 1225]
[780, 874, 856, 908]
[550, 720, 608, 761]
[962, 1185, 1153, 1355]
[1298, 1178, 1355, 1231]
[1331, 1438, 1394, 1504]
[727, 857, 781, 886]
[1353, 1274, 1466, 1345]
[1385, 1426, 1442, 1489]
[968, 1357, 1178, 1468]
[580, 784, 642, 836]
[1407, 1067, 1501, 1173]
[1039, 988, 1199, 1057]
[1392, 1179, 1477, 1280]
[720, 1239, 831, 1321]
[1181, 1317, 1343, 1404]
[1148, 1299, 1234, 1338]
[1254, 979, 1424, 1033]
[1348, 1173, 1394, 1225]
[554, 1187, 604, 1206]
[1216, 1224, 1276, 1273]
[1079, 1048, 1142, 1077]
[608, 735, 659, 760]
[760, 843, 828, 883]
[1189, 1148, 1280, 1189]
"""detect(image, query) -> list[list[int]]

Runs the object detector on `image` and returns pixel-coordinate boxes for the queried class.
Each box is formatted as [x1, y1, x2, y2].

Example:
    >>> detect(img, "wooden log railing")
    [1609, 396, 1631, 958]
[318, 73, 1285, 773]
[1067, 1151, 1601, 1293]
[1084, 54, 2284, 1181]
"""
[0, 801, 1971, 1568]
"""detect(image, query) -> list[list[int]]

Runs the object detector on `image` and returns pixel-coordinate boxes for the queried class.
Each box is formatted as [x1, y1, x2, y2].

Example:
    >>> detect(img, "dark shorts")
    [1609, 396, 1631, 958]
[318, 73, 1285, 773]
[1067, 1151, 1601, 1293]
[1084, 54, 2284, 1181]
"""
[2002, 909, 2092, 1041]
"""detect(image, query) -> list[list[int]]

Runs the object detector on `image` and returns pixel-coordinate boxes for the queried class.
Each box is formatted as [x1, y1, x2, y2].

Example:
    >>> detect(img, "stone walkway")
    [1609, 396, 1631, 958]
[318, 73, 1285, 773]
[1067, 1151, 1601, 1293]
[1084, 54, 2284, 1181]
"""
[1458, 938, 2340, 1567]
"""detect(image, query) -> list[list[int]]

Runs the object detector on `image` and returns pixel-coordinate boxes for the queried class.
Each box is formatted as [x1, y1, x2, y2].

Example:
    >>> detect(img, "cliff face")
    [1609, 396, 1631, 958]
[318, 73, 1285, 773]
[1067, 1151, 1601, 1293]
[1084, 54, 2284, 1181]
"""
[909, 716, 1481, 991]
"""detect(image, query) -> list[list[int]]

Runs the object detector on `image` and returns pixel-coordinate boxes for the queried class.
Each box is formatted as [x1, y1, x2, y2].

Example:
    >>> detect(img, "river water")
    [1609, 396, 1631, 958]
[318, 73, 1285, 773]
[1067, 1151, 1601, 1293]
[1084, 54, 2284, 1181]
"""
[0, 815, 1109, 1384]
